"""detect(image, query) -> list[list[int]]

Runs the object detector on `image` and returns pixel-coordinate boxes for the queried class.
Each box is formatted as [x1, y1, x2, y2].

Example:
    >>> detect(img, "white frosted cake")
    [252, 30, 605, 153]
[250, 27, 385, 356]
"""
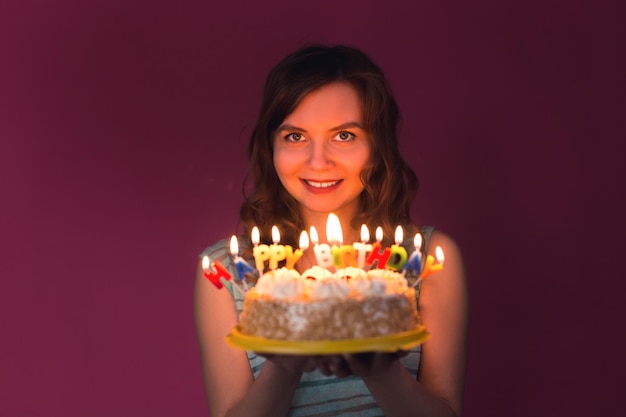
[238, 266, 421, 341]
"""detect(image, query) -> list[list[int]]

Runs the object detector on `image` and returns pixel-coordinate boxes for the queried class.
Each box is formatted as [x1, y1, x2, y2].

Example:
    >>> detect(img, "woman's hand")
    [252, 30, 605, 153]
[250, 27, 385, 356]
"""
[260, 351, 408, 379]
[342, 351, 408, 378]
[259, 354, 318, 374]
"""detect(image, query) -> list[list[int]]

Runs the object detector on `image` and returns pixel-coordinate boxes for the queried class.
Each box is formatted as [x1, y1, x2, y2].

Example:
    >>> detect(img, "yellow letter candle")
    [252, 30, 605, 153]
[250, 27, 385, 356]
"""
[269, 226, 287, 270]
[284, 230, 308, 269]
[419, 246, 445, 279]
[251, 227, 270, 273]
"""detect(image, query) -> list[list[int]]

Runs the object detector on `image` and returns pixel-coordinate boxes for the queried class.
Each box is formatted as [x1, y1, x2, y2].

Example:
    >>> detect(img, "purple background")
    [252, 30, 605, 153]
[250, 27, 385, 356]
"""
[1, 1, 624, 416]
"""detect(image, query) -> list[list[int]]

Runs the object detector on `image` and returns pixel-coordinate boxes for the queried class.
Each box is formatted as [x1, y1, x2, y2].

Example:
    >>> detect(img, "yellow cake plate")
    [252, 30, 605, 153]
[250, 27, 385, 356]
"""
[225, 325, 430, 355]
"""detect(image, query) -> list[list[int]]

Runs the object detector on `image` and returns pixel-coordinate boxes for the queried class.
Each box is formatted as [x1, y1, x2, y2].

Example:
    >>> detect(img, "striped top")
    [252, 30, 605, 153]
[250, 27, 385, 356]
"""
[200, 226, 434, 417]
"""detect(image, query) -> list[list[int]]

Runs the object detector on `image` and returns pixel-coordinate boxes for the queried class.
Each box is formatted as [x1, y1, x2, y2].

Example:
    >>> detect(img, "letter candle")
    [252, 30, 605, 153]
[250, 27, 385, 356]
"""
[229, 235, 254, 290]
[269, 226, 287, 270]
[326, 213, 343, 246]
[411, 246, 445, 287]
[310, 225, 333, 268]
[353, 224, 372, 268]
[284, 230, 308, 269]
[201, 255, 244, 296]
[336, 244, 357, 268]
[404, 233, 423, 276]
[310, 226, 318, 246]
[420, 246, 445, 279]
[325, 213, 353, 268]
[366, 226, 391, 269]
[251, 227, 270, 274]
[386, 225, 408, 271]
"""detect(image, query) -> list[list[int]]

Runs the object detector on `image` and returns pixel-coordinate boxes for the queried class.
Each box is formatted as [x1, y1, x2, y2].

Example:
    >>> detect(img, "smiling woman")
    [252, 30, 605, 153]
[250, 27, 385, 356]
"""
[194, 45, 468, 417]
[273, 82, 371, 224]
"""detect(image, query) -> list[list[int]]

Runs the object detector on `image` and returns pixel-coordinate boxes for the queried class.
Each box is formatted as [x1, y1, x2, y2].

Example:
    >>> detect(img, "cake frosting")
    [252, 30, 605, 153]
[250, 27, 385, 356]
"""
[238, 266, 421, 341]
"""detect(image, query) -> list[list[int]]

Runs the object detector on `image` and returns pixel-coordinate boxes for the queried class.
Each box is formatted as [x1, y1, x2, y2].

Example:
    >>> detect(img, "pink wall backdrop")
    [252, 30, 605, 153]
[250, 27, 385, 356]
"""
[2, 1, 624, 416]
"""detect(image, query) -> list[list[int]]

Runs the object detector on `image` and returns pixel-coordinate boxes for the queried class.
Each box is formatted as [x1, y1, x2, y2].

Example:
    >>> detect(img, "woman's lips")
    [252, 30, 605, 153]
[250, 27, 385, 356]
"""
[301, 179, 342, 194]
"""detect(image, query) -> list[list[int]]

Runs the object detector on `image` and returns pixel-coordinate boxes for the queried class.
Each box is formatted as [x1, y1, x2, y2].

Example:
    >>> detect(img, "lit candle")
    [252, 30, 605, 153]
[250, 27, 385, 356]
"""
[251, 227, 260, 247]
[251, 227, 270, 274]
[326, 213, 352, 268]
[366, 226, 391, 269]
[326, 213, 343, 246]
[310, 226, 318, 246]
[202, 255, 233, 290]
[285, 230, 308, 269]
[404, 233, 423, 276]
[229, 235, 254, 289]
[311, 225, 333, 268]
[386, 225, 408, 271]
[353, 224, 372, 268]
[419, 246, 445, 279]
[269, 226, 287, 270]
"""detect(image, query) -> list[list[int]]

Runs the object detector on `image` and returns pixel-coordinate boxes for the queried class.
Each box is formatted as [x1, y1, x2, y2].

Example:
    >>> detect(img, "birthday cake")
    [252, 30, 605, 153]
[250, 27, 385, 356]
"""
[202, 214, 443, 343]
[238, 266, 421, 341]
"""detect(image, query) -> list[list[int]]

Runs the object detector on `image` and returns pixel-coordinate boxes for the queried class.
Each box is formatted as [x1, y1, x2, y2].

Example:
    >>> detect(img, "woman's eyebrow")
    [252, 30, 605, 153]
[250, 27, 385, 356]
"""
[277, 121, 364, 133]
[329, 121, 364, 131]
[276, 123, 306, 133]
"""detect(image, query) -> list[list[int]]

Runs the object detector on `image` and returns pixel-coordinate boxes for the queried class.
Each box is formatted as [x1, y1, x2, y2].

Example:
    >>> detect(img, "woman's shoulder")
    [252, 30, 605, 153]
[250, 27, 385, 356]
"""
[199, 238, 233, 266]
[426, 228, 462, 256]
[199, 236, 252, 265]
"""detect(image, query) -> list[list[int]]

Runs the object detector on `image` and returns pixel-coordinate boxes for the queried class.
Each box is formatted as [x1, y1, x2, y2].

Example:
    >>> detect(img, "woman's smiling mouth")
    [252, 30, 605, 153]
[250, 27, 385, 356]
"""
[300, 179, 343, 193]
[302, 179, 342, 188]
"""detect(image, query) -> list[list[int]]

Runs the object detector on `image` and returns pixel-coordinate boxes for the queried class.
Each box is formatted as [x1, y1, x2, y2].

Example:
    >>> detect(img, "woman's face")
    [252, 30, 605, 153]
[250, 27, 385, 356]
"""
[273, 82, 371, 223]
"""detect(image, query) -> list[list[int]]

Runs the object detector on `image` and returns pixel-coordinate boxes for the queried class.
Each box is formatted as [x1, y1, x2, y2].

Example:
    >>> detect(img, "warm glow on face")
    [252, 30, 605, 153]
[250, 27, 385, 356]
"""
[272, 82, 371, 222]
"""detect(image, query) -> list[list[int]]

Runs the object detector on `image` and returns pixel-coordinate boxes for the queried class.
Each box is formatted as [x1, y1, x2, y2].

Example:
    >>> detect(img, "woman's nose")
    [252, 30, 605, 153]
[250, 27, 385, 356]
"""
[307, 140, 334, 169]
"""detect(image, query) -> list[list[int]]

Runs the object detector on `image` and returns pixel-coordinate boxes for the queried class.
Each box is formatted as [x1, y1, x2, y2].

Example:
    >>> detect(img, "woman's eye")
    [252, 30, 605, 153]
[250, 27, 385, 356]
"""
[335, 131, 355, 141]
[285, 132, 304, 142]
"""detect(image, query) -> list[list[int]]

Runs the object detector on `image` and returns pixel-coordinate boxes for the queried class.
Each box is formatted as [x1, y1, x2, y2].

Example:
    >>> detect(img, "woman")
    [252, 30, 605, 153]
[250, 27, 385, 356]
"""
[194, 45, 468, 417]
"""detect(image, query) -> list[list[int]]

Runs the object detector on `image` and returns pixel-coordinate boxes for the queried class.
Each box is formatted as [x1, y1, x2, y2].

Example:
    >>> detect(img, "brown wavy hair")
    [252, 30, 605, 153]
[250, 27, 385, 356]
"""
[239, 44, 419, 247]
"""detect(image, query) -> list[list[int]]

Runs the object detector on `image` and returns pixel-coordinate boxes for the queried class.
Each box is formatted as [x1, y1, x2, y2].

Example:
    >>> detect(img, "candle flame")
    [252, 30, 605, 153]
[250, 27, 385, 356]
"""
[271, 225, 280, 244]
[310, 226, 319, 245]
[299, 230, 309, 251]
[230, 235, 239, 256]
[436, 246, 445, 264]
[201, 255, 210, 271]
[414, 233, 422, 251]
[394, 225, 403, 245]
[251, 227, 260, 246]
[375, 226, 383, 243]
[326, 213, 343, 245]
[360, 224, 370, 243]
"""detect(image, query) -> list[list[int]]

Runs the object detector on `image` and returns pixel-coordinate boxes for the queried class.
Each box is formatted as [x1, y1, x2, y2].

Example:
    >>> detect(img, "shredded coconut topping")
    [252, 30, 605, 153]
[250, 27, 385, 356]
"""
[253, 266, 408, 300]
